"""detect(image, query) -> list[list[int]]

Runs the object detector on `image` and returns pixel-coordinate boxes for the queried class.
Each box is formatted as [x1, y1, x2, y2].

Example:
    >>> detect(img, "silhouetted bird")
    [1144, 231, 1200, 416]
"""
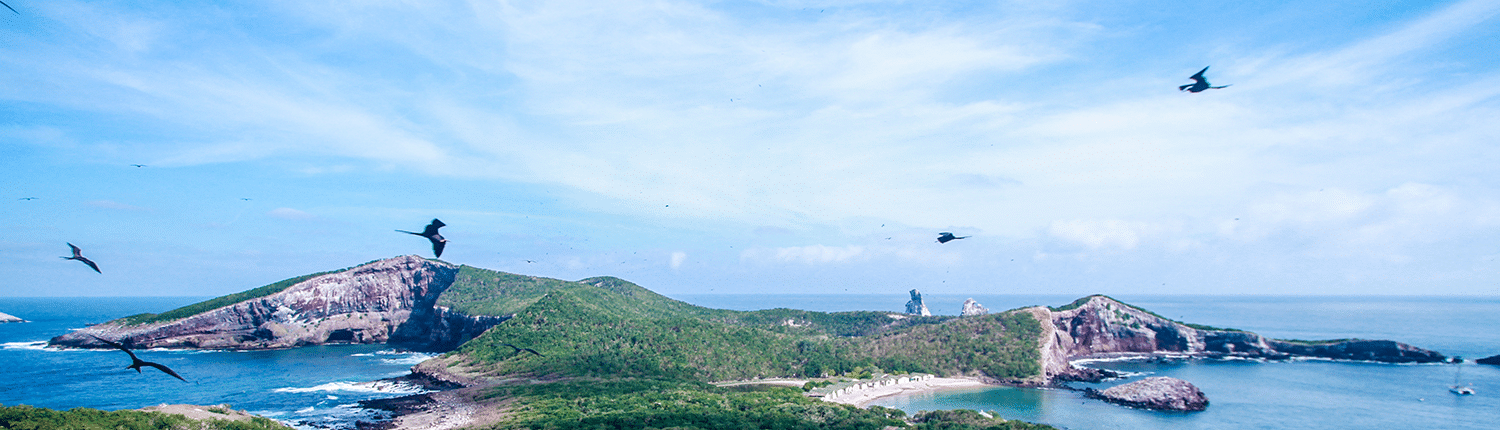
[396, 219, 447, 258]
[18, 197, 37, 200]
[936, 232, 969, 244]
[90, 335, 187, 382]
[129, 164, 146, 168]
[1, 1, 16, 15]
[1179, 66, 1230, 93]
[62, 243, 100, 273]
[502, 343, 543, 356]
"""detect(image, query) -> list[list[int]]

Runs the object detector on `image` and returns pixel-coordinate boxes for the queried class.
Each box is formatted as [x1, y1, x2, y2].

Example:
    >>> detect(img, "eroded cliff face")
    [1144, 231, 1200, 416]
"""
[1029, 295, 1445, 383]
[50, 256, 505, 351]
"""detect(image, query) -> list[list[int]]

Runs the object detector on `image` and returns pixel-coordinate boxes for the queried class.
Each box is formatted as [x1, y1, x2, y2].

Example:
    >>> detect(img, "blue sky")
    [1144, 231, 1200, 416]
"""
[3, 0, 1500, 298]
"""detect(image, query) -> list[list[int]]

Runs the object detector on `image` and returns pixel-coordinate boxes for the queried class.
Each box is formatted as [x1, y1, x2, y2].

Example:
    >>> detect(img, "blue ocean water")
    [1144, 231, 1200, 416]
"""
[0, 297, 433, 429]
[3, 294, 1498, 430]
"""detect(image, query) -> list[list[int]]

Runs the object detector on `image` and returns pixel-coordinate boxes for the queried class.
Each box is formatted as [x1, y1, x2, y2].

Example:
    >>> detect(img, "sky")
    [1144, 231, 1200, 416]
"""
[3, 0, 1500, 298]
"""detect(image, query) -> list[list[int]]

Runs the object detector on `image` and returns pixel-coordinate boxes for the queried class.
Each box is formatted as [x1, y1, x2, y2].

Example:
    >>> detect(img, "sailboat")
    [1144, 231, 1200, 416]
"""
[1450, 357, 1476, 395]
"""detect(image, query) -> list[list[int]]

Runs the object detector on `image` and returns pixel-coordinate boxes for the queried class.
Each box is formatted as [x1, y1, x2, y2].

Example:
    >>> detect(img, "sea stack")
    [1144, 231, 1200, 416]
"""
[961, 298, 988, 316]
[1087, 376, 1208, 411]
[0, 311, 24, 323]
[905, 289, 931, 316]
[1478, 354, 1500, 366]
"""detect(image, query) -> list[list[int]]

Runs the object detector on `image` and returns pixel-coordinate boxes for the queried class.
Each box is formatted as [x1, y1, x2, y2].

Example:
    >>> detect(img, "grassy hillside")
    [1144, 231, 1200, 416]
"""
[0, 405, 289, 430]
[442, 266, 1043, 383]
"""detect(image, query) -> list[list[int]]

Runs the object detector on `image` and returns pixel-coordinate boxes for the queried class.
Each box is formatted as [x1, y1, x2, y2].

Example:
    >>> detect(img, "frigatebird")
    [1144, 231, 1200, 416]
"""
[1179, 66, 1230, 93]
[936, 232, 969, 244]
[501, 343, 543, 357]
[90, 335, 187, 382]
[18, 197, 37, 200]
[396, 219, 447, 258]
[62, 243, 101, 273]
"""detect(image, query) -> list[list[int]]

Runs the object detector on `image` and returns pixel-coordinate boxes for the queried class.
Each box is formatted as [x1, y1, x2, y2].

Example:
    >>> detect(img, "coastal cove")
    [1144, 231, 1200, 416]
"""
[3, 289, 1497, 429]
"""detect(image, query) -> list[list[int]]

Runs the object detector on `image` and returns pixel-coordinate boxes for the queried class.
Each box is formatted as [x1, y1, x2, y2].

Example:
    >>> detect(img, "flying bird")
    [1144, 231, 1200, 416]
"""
[501, 343, 543, 357]
[936, 232, 969, 244]
[1179, 66, 1230, 93]
[1, 1, 16, 15]
[90, 335, 187, 382]
[62, 243, 101, 273]
[396, 219, 447, 258]
[129, 164, 147, 168]
[18, 197, 37, 200]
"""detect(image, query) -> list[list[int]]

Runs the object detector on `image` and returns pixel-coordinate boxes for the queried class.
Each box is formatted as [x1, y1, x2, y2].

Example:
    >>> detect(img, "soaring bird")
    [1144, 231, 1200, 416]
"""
[90, 335, 187, 382]
[501, 343, 543, 357]
[62, 243, 101, 273]
[936, 232, 969, 244]
[1179, 66, 1230, 93]
[129, 164, 147, 168]
[396, 219, 447, 258]
[18, 197, 37, 200]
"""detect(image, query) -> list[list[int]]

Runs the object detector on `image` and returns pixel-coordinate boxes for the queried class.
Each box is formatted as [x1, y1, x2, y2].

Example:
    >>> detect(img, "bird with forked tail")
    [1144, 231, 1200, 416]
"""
[90, 335, 188, 382]
[397, 219, 448, 258]
[62, 243, 101, 273]
[1180, 66, 1230, 93]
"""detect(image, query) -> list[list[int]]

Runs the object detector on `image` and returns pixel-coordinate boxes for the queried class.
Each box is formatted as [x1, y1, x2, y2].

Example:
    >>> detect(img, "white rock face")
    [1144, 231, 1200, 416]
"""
[0, 311, 24, 323]
[51, 256, 503, 350]
[904, 289, 931, 316]
[960, 298, 988, 316]
[1089, 376, 1208, 411]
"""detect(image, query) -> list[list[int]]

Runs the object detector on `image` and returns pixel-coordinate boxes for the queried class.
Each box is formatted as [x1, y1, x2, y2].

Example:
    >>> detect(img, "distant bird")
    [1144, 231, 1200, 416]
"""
[501, 343, 542, 356]
[61, 243, 101, 273]
[1179, 66, 1230, 93]
[1, 1, 16, 15]
[129, 164, 147, 168]
[396, 219, 447, 258]
[239, 198, 252, 201]
[18, 197, 37, 200]
[90, 335, 187, 382]
[936, 232, 969, 244]
[523, 260, 536, 263]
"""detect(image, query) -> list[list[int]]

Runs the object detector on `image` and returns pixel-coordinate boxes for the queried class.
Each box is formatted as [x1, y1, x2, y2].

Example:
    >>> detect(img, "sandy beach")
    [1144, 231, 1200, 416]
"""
[822, 377, 991, 407]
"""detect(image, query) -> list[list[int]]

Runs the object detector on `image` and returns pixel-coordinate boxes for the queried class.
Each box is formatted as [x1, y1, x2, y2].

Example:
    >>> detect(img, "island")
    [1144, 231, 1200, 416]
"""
[44, 256, 1448, 429]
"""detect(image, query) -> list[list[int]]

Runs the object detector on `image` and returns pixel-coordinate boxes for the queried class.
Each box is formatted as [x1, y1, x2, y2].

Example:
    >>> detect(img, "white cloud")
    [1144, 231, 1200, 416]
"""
[268, 208, 315, 220]
[1048, 219, 1162, 250]
[670, 251, 687, 269]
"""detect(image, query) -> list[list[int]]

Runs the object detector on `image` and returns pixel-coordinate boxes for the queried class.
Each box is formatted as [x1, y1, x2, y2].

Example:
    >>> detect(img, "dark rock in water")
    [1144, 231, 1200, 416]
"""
[905, 289, 931, 316]
[49, 256, 506, 351]
[1087, 376, 1208, 411]
[1267, 339, 1446, 363]
[1051, 366, 1121, 383]
[1477, 355, 1500, 366]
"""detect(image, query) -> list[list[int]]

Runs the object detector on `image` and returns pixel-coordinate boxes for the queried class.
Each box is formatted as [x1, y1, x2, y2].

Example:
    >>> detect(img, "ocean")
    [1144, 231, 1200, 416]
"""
[3, 294, 1498, 429]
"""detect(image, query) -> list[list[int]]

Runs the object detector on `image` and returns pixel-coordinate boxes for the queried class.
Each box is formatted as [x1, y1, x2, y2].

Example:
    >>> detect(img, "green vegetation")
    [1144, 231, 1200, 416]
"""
[910, 409, 1057, 430]
[119, 271, 338, 326]
[1048, 295, 1244, 332]
[0, 405, 288, 430]
[447, 267, 1042, 382]
[429, 265, 1054, 429]
[481, 378, 910, 430]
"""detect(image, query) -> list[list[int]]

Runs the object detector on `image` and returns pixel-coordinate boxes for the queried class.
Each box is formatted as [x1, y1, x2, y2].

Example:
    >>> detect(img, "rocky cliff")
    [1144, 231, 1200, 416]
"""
[0, 311, 23, 323]
[1029, 295, 1445, 383]
[50, 256, 506, 351]
[905, 289, 931, 316]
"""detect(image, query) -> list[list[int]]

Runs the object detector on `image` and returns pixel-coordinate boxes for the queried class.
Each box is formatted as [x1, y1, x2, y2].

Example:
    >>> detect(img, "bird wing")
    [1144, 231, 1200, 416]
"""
[501, 343, 521, 352]
[91, 335, 140, 361]
[421, 219, 446, 236]
[395, 229, 423, 236]
[141, 361, 188, 382]
[68, 243, 83, 258]
[1, 1, 16, 15]
[1189, 66, 1209, 81]
[79, 257, 101, 273]
[522, 348, 543, 356]
[432, 239, 446, 258]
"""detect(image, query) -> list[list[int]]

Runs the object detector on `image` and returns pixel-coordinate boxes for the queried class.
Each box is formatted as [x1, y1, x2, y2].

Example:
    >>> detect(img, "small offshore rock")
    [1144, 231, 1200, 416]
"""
[905, 289, 931, 316]
[0, 311, 24, 323]
[961, 298, 989, 316]
[1477, 354, 1500, 366]
[1088, 376, 1208, 411]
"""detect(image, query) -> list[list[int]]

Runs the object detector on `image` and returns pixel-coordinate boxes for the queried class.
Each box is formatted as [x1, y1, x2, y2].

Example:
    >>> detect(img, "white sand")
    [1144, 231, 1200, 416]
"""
[822, 377, 990, 407]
